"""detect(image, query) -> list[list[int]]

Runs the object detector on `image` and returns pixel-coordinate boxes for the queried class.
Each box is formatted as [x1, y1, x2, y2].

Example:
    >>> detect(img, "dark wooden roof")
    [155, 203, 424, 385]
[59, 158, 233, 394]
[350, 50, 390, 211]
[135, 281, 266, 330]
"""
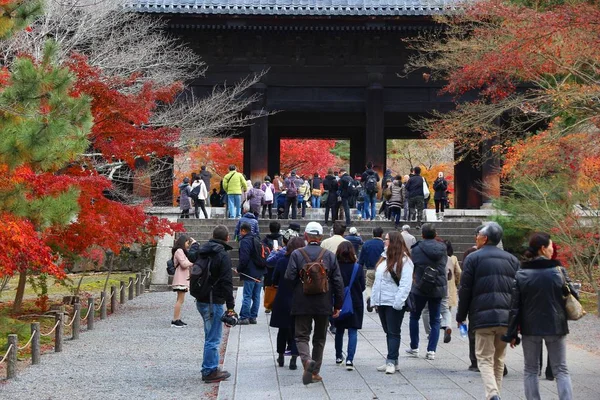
[128, 0, 460, 16]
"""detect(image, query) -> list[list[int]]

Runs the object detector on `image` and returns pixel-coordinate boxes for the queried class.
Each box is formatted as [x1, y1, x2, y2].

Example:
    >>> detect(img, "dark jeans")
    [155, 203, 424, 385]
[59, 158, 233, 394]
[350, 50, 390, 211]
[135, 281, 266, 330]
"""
[409, 293, 442, 352]
[340, 197, 351, 225]
[408, 196, 424, 222]
[378, 306, 406, 363]
[298, 200, 307, 217]
[325, 196, 337, 223]
[335, 328, 358, 362]
[284, 196, 298, 219]
[434, 199, 445, 213]
[390, 206, 401, 225]
[262, 203, 273, 219]
[180, 209, 190, 218]
[277, 325, 298, 356]
[194, 199, 208, 219]
[295, 314, 329, 374]
[469, 324, 478, 366]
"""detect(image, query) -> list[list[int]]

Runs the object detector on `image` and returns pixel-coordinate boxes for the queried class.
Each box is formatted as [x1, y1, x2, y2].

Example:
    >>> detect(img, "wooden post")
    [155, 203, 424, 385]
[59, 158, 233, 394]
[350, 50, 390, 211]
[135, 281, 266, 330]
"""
[72, 304, 80, 340]
[597, 290, 599, 318]
[111, 286, 117, 313]
[135, 273, 141, 297]
[87, 296, 95, 330]
[144, 269, 151, 290]
[31, 322, 40, 365]
[128, 277, 134, 300]
[100, 291, 107, 320]
[120, 281, 126, 304]
[55, 312, 63, 353]
[7, 334, 17, 379]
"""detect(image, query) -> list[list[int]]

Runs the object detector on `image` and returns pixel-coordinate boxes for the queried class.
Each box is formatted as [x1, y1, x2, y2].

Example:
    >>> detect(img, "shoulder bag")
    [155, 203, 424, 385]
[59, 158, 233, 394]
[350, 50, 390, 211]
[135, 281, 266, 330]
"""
[557, 267, 585, 320]
[335, 263, 360, 320]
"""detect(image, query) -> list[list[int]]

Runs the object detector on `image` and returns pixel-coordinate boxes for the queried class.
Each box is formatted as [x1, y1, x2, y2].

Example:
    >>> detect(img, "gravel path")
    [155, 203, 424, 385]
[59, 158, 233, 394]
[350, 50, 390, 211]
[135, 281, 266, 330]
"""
[0, 292, 217, 400]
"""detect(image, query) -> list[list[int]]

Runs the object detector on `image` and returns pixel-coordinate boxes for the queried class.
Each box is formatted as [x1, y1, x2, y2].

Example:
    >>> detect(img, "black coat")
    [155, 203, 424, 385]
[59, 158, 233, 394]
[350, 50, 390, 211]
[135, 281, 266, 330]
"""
[410, 239, 448, 298]
[339, 173, 354, 198]
[322, 175, 338, 206]
[333, 262, 366, 329]
[194, 239, 235, 310]
[432, 178, 448, 200]
[506, 258, 577, 339]
[405, 174, 425, 198]
[456, 245, 520, 329]
[238, 233, 266, 281]
[284, 243, 345, 316]
[269, 255, 295, 329]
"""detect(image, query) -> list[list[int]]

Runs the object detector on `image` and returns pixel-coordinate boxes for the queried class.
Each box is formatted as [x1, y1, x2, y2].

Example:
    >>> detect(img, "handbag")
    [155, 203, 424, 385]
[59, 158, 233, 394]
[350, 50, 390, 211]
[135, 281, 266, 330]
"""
[556, 267, 585, 320]
[335, 263, 360, 320]
[422, 179, 430, 198]
[312, 188, 322, 197]
[264, 285, 277, 310]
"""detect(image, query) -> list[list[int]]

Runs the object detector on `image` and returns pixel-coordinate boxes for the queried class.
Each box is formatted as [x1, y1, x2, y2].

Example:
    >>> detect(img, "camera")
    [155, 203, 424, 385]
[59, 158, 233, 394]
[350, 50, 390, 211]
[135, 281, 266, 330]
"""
[221, 311, 238, 327]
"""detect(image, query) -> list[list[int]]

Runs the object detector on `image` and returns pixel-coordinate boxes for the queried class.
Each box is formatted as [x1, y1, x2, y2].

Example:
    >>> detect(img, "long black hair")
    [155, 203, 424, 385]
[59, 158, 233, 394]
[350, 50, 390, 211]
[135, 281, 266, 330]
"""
[172, 234, 191, 257]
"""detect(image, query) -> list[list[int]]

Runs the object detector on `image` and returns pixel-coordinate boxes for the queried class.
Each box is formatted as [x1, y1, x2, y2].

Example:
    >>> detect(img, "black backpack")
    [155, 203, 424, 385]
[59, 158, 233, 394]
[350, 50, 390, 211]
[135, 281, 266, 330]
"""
[365, 174, 378, 194]
[190, 184, 201, 200]
[252, 236, 270, 269]
[166, 258, 176, 276]
[189, 255, 217, 301]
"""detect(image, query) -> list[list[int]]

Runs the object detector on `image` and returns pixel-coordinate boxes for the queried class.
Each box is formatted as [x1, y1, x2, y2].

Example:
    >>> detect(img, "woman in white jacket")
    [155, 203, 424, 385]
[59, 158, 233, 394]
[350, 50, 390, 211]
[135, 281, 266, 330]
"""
[372, 230, 414, 374]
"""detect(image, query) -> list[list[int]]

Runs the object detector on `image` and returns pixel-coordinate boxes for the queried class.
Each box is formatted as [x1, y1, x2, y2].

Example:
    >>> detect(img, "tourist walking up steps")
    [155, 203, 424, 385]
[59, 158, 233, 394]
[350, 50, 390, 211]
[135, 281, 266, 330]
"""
[195, 225, 238, 383]
[261, 176, 275, 219]
[359, 226, 385, 313]
[285, 222, 344, 385]
[372, 231, 414, 374]
[503, 232, 576, 400]
[170, 234, 195, 327]
[284, 171, 303, 219]
[457, 222, 519, 400]
[333, 241, 365, 371]
[179, 177, 192, 219]
[270, 236, 306, 370]
[406, 224, 448, 361]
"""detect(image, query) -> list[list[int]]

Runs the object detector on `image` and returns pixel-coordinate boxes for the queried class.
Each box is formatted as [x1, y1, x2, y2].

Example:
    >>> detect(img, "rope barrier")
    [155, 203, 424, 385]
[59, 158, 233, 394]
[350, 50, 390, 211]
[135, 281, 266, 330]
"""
[580, 290, 598, 296]
[125, 280, 133, 289]
[63, 313, 76, 327]
[0, 344, 13, 364]
[141, 274, 147, 285]
[17, 330, 37, 350]
[94, 295, 105, 311]
[40, 320, 61, 337]
[134, 277, 139, 284]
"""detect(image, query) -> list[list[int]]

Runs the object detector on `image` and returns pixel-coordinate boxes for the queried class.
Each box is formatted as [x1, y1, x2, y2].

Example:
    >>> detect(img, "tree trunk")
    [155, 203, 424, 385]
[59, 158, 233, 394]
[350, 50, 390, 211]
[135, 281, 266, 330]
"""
[12, 270, 28, 314]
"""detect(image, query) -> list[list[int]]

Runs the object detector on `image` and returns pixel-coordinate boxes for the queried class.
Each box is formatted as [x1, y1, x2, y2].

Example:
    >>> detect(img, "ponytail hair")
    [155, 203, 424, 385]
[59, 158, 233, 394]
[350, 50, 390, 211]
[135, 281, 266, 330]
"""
[524, 232, 551, 259]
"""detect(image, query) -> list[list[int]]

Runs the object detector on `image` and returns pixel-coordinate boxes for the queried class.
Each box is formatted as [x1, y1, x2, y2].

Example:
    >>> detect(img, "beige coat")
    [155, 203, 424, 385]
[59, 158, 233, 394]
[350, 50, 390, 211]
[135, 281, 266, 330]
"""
[446, 255, 461, 307]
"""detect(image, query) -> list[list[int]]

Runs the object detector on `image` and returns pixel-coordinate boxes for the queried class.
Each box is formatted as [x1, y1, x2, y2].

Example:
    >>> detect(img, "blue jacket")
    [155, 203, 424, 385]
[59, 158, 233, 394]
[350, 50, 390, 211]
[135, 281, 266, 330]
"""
[344, 234, 364, 255]
[267, 247, 286, 267]
[234, 213, 260, 241]
[238, 233, 266, 281]
[357, 238, 385, 270]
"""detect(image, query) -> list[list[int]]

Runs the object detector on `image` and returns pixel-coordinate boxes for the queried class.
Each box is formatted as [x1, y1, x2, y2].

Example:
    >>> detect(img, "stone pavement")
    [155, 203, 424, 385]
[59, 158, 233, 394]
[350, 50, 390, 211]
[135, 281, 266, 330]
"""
[220, 288, 600, 400]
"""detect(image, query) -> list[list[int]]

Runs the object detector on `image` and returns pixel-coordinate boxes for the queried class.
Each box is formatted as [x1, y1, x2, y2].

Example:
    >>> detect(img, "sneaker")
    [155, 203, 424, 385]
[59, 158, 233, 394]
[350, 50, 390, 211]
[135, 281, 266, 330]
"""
[346, 360, 354, 371]
[468, 364, 480, 372]
[329, 325, 337, 334]
[385, 362, 396, 374]
[179, 320, 188, 326]
[237, 318, 250, 325]
[405, 348, 420, 357]
[249, 318, 257, 324]
[171, 320, 185, 328]
[426, 351, 435, 360]
[302, 360, 316, 385]
[366, 298, 374, 313]
[284, 350, 292, 356]
[265, 309, 271, 314]
[336, 357, 344, 365]
[202, 370, 231, 383]
[377, 363, 400, 372]
[443, 327, 452, 343]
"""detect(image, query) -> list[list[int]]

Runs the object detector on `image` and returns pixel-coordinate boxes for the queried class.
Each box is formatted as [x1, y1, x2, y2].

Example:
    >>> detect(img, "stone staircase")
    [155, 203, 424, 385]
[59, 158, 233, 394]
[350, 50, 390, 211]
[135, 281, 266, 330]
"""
[178, 218, 482, 287]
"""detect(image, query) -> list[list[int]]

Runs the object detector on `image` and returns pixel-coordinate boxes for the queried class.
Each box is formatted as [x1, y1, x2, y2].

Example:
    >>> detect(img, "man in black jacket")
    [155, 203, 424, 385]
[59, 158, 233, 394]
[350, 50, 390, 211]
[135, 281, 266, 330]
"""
[406, 224, 448, 361]
[338, 168, 353, 226]
[285, 222, 344, 385]
[195, 225, 237, 384]
[322, 170, 338, 225]
[456, 222, 519, 400]
[237, 222, 265, 325]
[361, 162, 380, 221]
[404, 166, 426, 226]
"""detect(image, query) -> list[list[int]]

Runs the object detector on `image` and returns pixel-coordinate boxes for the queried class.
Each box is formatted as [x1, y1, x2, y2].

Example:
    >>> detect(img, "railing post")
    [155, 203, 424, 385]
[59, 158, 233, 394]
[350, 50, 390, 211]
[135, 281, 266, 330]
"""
[72, 304, 80, 340]
[7, 334, 17, 379]
[87, 296, 95, 330]
[120, 281, 126, 304]
[135, 273, 141, 297]
[144, 268, 151, 290]
[100, 291, 107, 320]
[31, 322, 40, 364]
[128, 277, 134, 300]
[111, 285, 117, 313]
[597, 290, 599, 318]
[55, 312, 63, 353]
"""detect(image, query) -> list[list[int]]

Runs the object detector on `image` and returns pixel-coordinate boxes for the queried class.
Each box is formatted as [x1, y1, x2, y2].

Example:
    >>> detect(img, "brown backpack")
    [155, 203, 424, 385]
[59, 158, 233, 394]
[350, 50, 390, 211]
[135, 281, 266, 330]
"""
[298, 248, 329, 295]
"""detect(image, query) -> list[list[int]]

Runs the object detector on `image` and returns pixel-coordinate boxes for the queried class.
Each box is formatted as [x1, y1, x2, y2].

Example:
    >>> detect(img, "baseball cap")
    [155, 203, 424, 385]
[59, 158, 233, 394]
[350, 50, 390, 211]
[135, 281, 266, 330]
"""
[349, 227, 358, 235]
[288, 222, 301, 233]
[304, 221, 323, 235]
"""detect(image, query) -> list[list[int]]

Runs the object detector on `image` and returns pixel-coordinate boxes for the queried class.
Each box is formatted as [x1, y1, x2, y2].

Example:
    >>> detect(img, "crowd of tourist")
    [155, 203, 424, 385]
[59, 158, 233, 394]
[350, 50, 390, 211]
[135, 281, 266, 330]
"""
[179, 162, 451, 228]
[169, 218, 578, 399]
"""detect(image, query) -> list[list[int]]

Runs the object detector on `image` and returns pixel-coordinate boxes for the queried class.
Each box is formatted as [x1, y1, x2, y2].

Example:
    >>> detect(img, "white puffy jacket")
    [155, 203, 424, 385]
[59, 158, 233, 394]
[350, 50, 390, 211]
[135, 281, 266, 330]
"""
[371, 255, 414, 310]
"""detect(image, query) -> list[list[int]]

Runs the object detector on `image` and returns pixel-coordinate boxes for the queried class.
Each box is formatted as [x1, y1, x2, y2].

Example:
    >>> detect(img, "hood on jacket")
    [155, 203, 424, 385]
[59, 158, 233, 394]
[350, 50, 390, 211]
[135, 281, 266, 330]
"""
[178, 183, 189, 189]
[197, 239, 233, 255]
[266, 233, 283, 240]
[242, 212, 257, 220]
[415, 239, 447, 262]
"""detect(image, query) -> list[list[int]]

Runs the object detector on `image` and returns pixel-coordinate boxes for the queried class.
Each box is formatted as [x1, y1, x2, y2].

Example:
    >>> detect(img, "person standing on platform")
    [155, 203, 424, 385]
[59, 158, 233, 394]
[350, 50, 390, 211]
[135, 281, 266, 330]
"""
[323, 169, 338, 225]
[222, 165, 247, 219]
[338, 169, 353, 227]
[361, 161, 380, 221]
[404, 167, 426, 227]
[310, 172, 323, 209]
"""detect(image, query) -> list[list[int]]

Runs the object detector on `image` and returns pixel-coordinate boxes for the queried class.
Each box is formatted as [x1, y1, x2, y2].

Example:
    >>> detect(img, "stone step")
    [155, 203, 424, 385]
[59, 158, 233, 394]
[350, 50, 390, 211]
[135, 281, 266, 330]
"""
[180, 220, 483, 230]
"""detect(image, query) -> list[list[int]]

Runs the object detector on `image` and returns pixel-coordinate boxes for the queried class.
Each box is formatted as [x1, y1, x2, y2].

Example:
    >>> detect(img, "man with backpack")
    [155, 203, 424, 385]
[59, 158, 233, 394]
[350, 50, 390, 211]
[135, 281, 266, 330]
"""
[192, 225, 237, 384]
[404, 166, 427, 228]
[237, 222, 268, 325]
[361, 162, 380, 221]
[285, 222, 345, 385]
[283, 171, 303, 219]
